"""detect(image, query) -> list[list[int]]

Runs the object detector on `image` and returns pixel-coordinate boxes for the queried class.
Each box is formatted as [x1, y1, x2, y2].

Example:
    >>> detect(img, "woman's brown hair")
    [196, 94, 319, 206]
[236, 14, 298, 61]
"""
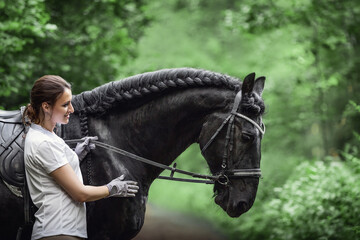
[23, 75, 71, 125]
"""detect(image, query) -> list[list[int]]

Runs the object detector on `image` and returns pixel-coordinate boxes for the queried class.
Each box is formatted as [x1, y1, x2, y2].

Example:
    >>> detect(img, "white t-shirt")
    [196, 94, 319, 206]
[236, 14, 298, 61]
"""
[24, 123, 87, 240]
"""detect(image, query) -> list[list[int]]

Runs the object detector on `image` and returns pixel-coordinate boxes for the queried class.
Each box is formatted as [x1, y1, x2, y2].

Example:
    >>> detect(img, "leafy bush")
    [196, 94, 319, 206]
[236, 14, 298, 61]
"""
[0, 0, 150, 109]
[262, 160, 360, 240]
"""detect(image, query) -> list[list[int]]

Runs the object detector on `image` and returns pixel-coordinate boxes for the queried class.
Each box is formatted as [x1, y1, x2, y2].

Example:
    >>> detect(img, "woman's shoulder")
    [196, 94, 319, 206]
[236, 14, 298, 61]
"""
[26, 127, 68, 162]
[26, 125, 64, 149]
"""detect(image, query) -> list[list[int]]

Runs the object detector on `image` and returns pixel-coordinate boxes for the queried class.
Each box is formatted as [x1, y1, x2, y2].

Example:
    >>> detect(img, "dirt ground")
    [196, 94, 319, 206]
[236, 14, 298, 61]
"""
[133, 204, 227, 240]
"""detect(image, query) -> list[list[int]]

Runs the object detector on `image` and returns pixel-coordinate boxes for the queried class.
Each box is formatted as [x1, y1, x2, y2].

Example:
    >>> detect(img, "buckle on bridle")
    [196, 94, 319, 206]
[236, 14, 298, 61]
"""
[216, 174, 230, 186]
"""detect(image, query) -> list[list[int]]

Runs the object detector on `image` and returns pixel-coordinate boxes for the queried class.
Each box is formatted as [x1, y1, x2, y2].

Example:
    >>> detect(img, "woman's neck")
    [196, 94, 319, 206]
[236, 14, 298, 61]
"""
[40, 120, 55, 132]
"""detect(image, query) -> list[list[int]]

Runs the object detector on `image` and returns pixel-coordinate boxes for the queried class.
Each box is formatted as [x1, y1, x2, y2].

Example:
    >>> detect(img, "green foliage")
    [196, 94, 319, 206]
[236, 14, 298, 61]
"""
[263, 161, 360, 240]
[342, 100, 360, 170]
[0, 0, 150, 109]
[0, 0, 52, 101]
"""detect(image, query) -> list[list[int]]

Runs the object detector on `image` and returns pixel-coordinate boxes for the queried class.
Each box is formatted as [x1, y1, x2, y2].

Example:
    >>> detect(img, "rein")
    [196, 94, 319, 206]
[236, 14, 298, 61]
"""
[65, 90, 265, 185]
[65, 139, 217, 184]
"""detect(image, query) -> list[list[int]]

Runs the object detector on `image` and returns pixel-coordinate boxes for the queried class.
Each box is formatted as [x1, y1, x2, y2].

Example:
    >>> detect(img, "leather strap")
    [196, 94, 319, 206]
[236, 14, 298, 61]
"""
[200, 115, 232, 153]
[23, 178, 32, 225]
[231, 91, 242, 114]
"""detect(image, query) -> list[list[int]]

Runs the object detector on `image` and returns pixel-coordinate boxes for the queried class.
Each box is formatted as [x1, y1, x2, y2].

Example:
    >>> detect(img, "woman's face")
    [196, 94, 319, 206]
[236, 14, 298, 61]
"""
[49, 88, 74, 125]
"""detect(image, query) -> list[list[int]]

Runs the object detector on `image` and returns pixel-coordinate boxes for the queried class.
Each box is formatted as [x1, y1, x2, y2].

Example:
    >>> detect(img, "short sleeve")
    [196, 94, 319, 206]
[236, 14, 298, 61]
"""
[35, 140, 68, 174]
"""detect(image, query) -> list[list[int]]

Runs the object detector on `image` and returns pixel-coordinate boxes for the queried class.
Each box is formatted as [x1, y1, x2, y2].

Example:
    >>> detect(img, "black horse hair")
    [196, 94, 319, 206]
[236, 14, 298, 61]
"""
[241, 93, 266, 116]
[72, 68, 263, 116]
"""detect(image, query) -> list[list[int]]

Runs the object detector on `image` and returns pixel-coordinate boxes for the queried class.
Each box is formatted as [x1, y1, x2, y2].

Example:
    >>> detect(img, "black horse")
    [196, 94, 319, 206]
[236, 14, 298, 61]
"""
[0, 68, 265, 239]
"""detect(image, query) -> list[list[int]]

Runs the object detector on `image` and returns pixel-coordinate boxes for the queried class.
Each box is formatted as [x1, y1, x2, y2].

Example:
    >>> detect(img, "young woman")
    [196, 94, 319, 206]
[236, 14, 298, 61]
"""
[22, 75, 139, 240]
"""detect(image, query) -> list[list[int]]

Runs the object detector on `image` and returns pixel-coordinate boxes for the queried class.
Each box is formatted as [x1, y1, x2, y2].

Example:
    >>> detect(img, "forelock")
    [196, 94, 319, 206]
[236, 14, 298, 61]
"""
[240, 92, 265, 117]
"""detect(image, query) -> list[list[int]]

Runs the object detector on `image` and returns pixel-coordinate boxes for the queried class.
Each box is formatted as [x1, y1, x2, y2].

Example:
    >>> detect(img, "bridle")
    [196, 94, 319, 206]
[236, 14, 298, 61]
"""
[65, 90, 265, 186]
[200, 90, 265, 185]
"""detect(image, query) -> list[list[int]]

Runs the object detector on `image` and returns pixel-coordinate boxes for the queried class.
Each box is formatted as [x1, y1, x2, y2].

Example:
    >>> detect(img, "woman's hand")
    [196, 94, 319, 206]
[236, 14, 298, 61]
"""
[74, 136, 98, 161]
[106, 175, 139, 197]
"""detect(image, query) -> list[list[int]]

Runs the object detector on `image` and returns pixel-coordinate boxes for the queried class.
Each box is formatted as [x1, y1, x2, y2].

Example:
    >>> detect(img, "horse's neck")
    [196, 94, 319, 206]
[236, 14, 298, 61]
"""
[115, 88, 233, 171]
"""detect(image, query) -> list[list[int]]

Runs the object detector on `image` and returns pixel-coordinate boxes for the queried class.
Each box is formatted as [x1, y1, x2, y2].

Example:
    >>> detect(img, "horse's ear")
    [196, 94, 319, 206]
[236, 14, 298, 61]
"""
[242, 72, 255, 95]
[254, 76, 265, 96]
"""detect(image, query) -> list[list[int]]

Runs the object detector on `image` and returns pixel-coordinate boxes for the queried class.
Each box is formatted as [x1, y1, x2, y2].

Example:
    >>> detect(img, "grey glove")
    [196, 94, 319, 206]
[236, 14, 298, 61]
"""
[74, 136, 98, 162]
[106, 175, 139, 197]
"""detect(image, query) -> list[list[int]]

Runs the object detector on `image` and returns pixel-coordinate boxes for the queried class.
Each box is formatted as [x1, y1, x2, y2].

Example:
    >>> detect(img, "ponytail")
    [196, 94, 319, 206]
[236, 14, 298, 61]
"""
[22, 103, 36, 126]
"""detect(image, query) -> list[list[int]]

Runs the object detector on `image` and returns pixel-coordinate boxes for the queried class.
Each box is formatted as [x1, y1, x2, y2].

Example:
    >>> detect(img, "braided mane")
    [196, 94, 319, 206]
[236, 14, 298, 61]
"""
[72, 68, 241, 115]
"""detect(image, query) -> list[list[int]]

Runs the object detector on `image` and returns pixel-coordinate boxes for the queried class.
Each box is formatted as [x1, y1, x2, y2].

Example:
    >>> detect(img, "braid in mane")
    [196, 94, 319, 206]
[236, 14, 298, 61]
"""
[72, 68, 241, 116]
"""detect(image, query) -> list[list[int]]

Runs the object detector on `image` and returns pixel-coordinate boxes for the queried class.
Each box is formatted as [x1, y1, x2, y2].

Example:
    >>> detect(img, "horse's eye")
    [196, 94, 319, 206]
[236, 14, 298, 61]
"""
[241, 132, 254, 142]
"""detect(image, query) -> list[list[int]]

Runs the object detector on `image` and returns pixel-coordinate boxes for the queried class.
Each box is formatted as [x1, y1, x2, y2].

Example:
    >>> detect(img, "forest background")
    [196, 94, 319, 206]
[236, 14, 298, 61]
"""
[1, 0, 359, 239]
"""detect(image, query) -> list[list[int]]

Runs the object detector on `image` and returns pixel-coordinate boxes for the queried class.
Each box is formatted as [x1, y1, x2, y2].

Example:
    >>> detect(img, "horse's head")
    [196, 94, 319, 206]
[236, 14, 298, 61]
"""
[199, 73, 265, 217]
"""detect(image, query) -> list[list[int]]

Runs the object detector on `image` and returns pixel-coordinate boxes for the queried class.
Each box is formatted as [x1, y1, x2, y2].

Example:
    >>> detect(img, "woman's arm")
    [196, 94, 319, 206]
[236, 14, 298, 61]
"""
[50, 163, 109, 202]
